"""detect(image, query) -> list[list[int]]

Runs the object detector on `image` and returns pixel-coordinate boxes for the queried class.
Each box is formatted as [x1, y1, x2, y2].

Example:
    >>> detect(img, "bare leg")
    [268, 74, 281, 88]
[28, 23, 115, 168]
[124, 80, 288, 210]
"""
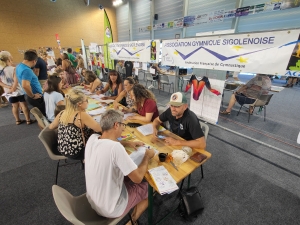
[126, 198, 148, 225]
[12, 102, 21, 122]
[225, 93, 237, 112]
[19, 102, 31, 121]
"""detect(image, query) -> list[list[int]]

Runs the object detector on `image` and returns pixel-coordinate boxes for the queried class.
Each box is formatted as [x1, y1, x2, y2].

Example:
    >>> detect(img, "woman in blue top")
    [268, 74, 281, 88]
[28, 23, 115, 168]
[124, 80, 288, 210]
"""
[96, 70, 123, 100]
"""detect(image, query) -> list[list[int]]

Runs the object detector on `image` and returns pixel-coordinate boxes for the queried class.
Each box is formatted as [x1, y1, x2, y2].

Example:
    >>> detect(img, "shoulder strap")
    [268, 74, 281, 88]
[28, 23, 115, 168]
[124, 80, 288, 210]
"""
[78, 112, 86, 146]
[73, 112, 79, 123]
[0, 66, 7, 75]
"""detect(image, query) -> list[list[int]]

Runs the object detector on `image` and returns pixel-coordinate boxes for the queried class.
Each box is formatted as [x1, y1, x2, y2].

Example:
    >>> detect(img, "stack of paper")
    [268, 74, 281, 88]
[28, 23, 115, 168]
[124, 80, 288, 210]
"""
[88, 107, 107, 115]
[129, 144, 158, 165]
[137, 123, 166, 136]
[148, 166, 179, 195]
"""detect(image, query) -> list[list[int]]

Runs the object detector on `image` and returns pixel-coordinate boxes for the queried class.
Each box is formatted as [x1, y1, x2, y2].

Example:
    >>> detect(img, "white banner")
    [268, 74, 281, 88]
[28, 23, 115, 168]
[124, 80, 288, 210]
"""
[162, 30, 300, 75]
[109, 40, 160, 63]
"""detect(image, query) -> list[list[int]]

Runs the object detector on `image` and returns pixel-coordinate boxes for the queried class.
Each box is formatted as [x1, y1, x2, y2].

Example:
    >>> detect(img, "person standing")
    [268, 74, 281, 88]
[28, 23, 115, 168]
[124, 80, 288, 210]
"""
[30, 50, 48, 88]
[0, 51, 35, 124]
[67, 48, 78, 68]
[16, 50, 46, 116]
[124, 61, 133, 78]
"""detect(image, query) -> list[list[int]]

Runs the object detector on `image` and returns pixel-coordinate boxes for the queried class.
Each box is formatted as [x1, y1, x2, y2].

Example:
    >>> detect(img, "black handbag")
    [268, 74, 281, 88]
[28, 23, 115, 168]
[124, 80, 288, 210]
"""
[179, 186, 204, 221]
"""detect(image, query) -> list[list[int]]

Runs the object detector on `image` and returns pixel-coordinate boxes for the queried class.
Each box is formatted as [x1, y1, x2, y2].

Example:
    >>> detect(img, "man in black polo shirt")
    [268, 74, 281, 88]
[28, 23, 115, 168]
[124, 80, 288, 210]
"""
[152, 92, 206, 149]
[31, 49, 48, 88]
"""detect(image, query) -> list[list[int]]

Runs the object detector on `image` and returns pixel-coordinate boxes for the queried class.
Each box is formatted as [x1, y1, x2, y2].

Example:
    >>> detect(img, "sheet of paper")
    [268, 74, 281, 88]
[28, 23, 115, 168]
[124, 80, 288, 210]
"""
[2, 92, 18, 97]
[148, 166, 179, 195]
[88, 107, 107, 115]
[81, 89, 92, 95]
[93, 115, 101, 123]
[142, 62, 147, 71]
[87, 103, 100, 111]
[124, 113, 135, 120]
[134, 62, 140, 68]
[98, 99, 114, 104]
[88, 99, 99, 104]
[90, 94, 105, 100]
[73, 86, 84, 89]
[137, 123, 166, 136]
[135, 68, 139, 76]
[129, 145, 158, 165]
[150, 67, 156, 75]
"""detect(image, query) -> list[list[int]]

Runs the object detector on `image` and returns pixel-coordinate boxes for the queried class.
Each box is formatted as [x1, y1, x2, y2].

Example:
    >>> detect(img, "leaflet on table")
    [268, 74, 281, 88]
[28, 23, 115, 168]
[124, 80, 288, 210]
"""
[87, 103, 101, 111]
[93, 115, 101, 123]
[88, 107, 107, 115]
[98, 99, 114, 104]
[81, 90, 92, 95]
[117, 132, 136, 142]
[124, 113, 135, 120]
[90, 94, 105, 99]
[148, 166, 179, 195]
[129, 144, 158, 165]
[137, 123, 166, 136]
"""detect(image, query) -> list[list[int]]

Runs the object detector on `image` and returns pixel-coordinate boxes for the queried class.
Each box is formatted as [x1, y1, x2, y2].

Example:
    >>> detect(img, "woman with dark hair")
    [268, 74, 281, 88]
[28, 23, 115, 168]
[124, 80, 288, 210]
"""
[84, 70, 103, 93]
[126, 84, 159, 122]
[113, 77, 135, 109]
[44, 73, 64, 121]
[96, 70, 123, 100]
[61, 53, 77, 85]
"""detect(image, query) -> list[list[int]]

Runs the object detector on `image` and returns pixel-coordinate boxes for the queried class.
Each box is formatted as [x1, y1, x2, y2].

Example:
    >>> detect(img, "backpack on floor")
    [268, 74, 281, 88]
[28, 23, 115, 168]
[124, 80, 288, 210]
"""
[179, 186, 204, 222]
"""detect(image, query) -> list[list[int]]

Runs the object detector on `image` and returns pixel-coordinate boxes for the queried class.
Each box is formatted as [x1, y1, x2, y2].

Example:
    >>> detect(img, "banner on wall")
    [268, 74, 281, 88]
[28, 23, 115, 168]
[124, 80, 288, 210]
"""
[103, 9, 114, 69]
[173, 17, 184, 28]
[108, 40, 160, 63]
[161, 29, 300, 75]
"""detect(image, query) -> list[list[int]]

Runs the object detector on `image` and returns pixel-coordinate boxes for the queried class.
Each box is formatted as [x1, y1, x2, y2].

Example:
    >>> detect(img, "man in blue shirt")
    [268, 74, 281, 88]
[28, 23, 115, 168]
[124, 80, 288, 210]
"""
[16, 50, 46, 116]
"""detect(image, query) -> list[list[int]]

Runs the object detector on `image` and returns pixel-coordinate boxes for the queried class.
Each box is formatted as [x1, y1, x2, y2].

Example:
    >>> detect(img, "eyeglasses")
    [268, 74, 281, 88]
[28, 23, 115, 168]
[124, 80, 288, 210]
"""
[118, 122, 127, 128]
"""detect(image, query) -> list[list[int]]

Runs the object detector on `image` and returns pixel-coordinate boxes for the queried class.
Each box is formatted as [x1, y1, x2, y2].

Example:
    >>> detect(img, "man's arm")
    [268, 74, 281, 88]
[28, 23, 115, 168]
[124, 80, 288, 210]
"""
[33, 68, 39, 77]
[164, 136, 206, 149]
[22, 80, 41, 99]
[152, 116, 162, 136]
[128, 149, 155, 183]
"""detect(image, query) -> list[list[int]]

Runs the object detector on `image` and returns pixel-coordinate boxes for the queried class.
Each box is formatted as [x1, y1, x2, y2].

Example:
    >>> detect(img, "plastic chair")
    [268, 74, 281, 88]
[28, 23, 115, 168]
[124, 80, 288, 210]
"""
[159, 74, 174, 93]
[158, 106, 170, 130]
[145, 72, 157, 89]
[249, 94, 273, 122]
[52, 185, 133, 225]
[38, 125, 81, 184]
[222, 83, 239, 109]
[199, 121, 209, 140]
[30, 107, 50, 130]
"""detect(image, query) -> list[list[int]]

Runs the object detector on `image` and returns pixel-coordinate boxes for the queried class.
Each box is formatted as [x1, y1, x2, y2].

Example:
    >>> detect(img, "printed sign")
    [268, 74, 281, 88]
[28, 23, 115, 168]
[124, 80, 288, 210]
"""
[161, 30, 300, 75]
[109, 40, 160, 63]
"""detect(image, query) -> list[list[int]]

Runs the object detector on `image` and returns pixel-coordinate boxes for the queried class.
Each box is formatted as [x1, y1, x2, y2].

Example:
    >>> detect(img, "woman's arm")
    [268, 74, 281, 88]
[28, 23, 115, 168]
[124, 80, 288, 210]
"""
[81, 112, 102, 132]
[61, 60, 68, 71]
[90, 79, 102, 93]
[113, 90, 126, 109]
[127, 112, 154, 123]
[0, 79, 11, 89]
[96, 83, 109, 95]
[11, 68, 18, 92]
[49, 112, 61, 129]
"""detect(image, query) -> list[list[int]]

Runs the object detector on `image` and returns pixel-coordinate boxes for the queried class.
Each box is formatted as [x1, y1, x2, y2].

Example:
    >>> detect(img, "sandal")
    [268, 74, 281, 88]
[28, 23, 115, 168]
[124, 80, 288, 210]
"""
[26, 119, 36, 125]
[220, 110, 230, 115]
[16, 120, 25, 125]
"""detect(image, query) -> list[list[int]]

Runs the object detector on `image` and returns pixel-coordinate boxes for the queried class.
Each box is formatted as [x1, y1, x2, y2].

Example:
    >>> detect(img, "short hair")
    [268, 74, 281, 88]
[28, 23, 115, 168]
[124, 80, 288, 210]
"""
[100, 109, 124, 132]
[85, 70, 97, 82]
[24, 50, 38, 61]
[67, 48, 72, 53]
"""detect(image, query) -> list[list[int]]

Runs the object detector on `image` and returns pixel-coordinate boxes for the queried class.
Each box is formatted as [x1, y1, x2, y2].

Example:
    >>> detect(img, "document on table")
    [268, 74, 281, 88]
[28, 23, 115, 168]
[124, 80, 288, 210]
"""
[124, 113, 135, 120]
[129, 144, 158, 165]
[94, 115, 101, 123]
[87, 103, 100, 111]
[81, 89, 92, 95]
[90, 94, 105, 99]
[137, 123, 166, 136]
[98, 99, 114, 104]
[148, 166, 179, 195]
[88, 107, 107, 115]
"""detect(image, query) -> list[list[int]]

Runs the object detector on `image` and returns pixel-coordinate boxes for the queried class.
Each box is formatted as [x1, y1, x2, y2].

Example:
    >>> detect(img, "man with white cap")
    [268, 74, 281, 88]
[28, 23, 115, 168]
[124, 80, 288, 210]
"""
[152, 92, 206, 149]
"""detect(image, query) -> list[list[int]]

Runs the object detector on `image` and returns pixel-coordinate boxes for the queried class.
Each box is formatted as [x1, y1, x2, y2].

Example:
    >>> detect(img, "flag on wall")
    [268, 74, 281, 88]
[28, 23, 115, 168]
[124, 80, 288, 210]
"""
[103, 9, 114, 70]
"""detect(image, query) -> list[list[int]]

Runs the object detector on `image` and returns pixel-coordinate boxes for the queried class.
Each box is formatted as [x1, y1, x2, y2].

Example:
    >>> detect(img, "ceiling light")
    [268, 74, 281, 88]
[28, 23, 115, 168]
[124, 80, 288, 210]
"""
[113, 0, 123, 6]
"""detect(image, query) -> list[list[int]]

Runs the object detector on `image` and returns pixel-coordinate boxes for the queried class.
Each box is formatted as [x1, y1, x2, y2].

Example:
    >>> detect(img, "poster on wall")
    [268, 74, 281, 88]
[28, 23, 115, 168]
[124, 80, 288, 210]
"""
[187, 77, 224, 124]
[235, 6, 250, 17]
[183, 16, 195, 27]
[161, 29, 300, 75]
[109, 40, 160, 63]
[194, 14, 208, 25]
[223, 9, 236, 19]
[208, 10, 224, 23]
[173, 17, 184, 28]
